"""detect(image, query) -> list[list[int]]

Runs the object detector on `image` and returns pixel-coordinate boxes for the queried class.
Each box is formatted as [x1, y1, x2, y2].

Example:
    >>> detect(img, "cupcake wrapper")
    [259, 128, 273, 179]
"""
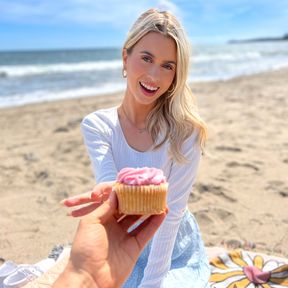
[115, 183, 168, 215]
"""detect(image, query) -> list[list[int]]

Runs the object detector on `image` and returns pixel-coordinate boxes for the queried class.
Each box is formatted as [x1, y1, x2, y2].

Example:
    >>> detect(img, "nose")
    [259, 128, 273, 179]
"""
[147, 65, 161, 81]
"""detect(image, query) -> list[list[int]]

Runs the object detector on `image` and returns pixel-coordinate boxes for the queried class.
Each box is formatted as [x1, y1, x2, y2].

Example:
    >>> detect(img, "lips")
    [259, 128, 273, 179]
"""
[139, 81, 159, 95]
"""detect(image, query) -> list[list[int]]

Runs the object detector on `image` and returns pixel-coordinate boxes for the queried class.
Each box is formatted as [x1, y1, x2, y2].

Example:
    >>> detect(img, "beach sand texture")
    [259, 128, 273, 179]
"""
[0, 68, 287, 264]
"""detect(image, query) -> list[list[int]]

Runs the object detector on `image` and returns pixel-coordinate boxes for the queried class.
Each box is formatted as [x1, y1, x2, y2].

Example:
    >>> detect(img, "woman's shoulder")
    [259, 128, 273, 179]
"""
[81, 106, 118, 133]
[181, 126, 201, 147]
[83, 106, 117, 122]
[179, 126, 201, 157]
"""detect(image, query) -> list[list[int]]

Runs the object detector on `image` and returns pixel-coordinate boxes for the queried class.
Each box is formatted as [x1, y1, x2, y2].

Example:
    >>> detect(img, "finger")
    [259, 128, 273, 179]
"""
[68, 202, 102, 217]
[99, 184, 113, 201]
[61, 182, 113, 207]
[85, 189, 118, 223]
[61, 190, 99, 207]
[133, 211, 167, 250]
[128, 208, 168, 236]
[118, 215, 143, 231]
[128, 214, 156, 237]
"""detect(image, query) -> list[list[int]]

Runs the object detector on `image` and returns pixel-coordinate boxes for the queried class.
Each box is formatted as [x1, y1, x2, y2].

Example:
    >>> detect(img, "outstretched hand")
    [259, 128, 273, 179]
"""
[61, 182, 114, 217]
[54, 186, 167, 288]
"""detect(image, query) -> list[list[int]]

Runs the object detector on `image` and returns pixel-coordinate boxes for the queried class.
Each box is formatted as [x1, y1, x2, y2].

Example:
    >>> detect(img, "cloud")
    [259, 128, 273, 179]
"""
[157, 0, 177, 13]
[156, 0, 183, 20]
[0, 0, 181, 26]
[0, 1, 131, 25]
[0, 0, 286, 43]
[0, 0, 187, 27]
[0, 2, 50, 18]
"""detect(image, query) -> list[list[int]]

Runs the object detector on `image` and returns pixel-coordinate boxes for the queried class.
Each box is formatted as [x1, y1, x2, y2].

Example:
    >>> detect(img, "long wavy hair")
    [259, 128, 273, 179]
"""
[123, 8, 208, 163]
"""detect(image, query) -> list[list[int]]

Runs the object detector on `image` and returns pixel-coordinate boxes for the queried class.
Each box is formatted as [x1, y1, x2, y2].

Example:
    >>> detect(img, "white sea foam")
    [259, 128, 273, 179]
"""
[0, 83, 126, 108]
[0, 60, 123, 78]
[193, 52, 262, 62]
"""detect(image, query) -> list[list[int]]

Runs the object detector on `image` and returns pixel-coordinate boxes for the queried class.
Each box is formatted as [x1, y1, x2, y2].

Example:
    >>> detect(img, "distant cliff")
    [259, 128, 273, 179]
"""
[229, 33, 288, 44]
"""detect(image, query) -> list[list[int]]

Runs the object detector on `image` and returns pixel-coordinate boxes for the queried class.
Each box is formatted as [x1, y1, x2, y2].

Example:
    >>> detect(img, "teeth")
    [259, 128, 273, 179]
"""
[140, 82, 158, 91]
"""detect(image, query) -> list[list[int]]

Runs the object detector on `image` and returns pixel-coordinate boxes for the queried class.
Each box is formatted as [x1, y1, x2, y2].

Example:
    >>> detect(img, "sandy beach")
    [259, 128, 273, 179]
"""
[0, 68, 287, 264]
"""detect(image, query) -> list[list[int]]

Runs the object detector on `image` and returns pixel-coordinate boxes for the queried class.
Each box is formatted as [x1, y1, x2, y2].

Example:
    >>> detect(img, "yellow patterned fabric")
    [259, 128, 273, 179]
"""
[209, 250, 288, 288]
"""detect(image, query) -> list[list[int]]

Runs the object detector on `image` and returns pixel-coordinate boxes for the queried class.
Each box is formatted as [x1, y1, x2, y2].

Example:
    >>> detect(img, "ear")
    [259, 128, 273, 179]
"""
[122, 48, 128, 70]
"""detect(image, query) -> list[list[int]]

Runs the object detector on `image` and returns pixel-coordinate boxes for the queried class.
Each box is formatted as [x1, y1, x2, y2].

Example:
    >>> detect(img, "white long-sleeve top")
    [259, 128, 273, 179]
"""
[81, 107, 201, 287]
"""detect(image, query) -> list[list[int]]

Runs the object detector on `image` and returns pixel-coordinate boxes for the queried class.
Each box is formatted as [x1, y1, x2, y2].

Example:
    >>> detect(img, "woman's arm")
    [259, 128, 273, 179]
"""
[60, 114, 118, 217]
[139, 132, 201, 288]
[81, 113, 118, 183]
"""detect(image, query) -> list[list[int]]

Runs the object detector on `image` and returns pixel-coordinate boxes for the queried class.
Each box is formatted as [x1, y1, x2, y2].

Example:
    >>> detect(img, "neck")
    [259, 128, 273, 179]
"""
[120, 104, 148, 133]
[122, 100, 151, 121]
[122, 88, 154, 121]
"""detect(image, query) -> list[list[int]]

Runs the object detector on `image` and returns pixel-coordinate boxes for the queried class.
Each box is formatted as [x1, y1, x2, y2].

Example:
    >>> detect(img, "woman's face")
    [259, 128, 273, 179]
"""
[123, 31, 177, 107]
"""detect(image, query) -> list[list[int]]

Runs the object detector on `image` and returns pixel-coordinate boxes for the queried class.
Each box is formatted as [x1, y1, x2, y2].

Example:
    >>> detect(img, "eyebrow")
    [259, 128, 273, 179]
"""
[140, 50, 176, 65]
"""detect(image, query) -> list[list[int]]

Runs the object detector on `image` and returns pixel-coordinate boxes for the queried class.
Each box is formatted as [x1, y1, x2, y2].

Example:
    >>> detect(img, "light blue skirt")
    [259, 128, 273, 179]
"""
[122, 209, 211, 288]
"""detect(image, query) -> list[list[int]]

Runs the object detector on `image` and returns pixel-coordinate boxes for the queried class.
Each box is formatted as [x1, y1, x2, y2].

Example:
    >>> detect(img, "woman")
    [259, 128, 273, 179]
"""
[63, 8, 210, 287]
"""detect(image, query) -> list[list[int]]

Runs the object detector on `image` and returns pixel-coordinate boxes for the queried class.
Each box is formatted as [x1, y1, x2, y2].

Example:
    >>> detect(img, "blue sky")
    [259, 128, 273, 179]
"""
[0, 0, 287, 51]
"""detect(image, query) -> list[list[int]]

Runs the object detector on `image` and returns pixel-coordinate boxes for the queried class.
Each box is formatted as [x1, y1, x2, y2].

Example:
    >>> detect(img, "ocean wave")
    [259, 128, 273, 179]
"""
[193, 52, 262, 62]
[0, 60, 123, 78]
[0, 83, 126, 108]
[189, 60, 288, 82]
[0, 52, 263, 78]
[1, 41, 288, 109]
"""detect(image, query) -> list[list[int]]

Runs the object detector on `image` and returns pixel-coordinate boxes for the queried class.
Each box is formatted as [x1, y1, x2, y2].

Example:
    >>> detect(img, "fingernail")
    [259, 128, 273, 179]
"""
[59, 199, 66, 206]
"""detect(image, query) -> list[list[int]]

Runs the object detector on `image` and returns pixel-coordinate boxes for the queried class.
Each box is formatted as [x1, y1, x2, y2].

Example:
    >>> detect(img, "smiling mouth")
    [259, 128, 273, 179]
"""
[139, 81, 159, 93]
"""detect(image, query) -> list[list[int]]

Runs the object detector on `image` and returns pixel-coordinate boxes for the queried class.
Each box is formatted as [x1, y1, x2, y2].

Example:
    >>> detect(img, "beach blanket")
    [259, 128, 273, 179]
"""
[21, 247, 288, 287]
[209, 249, 288, 288]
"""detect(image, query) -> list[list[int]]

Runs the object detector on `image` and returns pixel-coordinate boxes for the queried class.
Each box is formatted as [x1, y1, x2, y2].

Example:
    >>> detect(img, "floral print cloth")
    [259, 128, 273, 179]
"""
[209, 249, 288, 288]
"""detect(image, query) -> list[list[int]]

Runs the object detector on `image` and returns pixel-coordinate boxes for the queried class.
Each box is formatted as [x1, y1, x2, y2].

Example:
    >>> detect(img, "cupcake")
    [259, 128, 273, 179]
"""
[114, 167, 168, 215]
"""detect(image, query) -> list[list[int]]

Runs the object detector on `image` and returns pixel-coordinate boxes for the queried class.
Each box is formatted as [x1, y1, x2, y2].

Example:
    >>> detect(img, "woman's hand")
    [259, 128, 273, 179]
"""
[61, 182, 114, 217]
[54, 190, 167, 288]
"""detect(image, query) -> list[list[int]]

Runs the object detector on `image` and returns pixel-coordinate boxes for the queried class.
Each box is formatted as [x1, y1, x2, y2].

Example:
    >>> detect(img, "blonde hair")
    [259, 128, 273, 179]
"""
[123, 8, 208, 163]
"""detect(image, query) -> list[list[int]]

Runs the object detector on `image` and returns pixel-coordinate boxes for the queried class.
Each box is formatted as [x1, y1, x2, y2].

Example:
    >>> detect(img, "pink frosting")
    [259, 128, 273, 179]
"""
[116, 167, 166, 185]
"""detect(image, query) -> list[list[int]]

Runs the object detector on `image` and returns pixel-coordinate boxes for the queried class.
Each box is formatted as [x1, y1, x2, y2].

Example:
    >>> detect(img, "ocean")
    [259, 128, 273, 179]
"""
[0, 41, 288, 108]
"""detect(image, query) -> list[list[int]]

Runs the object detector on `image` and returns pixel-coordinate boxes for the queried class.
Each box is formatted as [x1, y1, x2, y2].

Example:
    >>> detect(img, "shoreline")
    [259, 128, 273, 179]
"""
[1, 68, 287, 263]
[1, 65, 288, 111]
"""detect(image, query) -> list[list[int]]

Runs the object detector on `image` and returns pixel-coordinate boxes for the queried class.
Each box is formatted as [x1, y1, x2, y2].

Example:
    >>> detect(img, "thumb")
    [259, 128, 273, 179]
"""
[134, 210, 167, 250]
[86, 189, 118, 223]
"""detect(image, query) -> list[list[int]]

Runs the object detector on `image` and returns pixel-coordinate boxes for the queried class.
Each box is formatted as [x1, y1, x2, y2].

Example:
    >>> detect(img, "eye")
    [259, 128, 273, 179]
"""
[163, 64, 173, 70]
[142, 56, 152, 63]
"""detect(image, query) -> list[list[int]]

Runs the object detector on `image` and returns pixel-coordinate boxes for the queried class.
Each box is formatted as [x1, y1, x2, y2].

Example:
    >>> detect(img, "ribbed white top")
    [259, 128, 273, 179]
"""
[81, 107, 201, 287]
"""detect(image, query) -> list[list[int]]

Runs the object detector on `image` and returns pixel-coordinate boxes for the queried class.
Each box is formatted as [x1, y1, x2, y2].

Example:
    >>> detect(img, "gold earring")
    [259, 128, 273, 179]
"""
[122, 69, 127, 78]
